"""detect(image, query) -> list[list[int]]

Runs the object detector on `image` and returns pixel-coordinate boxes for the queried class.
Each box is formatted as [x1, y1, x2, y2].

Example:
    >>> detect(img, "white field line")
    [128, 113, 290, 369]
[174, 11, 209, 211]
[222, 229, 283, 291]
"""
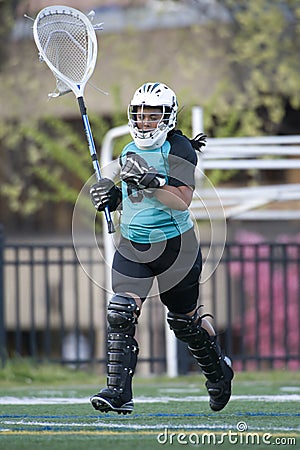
[1, 419, 226, 430]
[280, 386, 300, 392]
[0, 394, 300, 405]
[1, 419, 299, 433]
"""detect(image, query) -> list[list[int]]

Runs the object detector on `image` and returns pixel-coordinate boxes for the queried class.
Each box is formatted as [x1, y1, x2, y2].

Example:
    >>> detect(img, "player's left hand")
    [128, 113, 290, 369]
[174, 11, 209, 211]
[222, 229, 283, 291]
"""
[120, 152, 166, 190]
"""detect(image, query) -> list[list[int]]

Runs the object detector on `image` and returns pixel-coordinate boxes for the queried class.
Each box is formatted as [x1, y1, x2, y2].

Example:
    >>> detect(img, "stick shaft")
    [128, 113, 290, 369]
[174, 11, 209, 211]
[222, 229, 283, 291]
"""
[77, 97, 115, 234]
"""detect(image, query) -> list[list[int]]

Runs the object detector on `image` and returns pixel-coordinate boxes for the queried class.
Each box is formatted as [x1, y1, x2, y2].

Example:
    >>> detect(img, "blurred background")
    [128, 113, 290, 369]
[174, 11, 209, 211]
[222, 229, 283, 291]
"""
[0, 0, 299, 375]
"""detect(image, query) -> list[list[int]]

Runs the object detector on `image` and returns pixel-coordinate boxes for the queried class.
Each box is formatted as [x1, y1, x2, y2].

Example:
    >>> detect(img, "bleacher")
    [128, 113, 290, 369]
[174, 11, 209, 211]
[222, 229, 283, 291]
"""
[193, 134, 300, 220]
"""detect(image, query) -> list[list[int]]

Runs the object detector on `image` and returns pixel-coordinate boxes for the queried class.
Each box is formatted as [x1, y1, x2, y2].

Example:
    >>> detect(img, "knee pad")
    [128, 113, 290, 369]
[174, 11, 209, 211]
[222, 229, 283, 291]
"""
[107, 293, 140, 336]
[167, 310, 207, 343]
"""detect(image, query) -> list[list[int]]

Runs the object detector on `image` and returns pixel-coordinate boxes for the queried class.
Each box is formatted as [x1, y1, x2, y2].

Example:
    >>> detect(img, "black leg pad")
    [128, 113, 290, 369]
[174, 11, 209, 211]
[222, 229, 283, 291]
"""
[167, 311, 232, 383]
[104, 294, 140, 399]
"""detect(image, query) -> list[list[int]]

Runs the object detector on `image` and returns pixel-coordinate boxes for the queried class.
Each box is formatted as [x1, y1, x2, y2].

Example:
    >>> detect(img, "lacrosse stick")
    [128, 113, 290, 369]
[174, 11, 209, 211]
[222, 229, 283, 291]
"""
[33, 5, 115, 233]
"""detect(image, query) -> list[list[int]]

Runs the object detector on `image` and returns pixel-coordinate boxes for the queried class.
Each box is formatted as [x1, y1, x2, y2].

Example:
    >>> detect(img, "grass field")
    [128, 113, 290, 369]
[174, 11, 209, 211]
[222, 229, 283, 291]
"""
[0, 363, 299, 450]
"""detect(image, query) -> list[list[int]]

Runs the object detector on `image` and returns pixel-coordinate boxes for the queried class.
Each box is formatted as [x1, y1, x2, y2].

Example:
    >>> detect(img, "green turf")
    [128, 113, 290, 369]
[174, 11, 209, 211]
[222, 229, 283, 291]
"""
[0, 370, 299, 450]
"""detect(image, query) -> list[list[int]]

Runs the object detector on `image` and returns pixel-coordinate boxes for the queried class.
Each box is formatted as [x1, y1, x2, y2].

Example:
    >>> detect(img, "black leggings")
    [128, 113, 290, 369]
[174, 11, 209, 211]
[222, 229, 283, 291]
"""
[112, 227, 202, 314]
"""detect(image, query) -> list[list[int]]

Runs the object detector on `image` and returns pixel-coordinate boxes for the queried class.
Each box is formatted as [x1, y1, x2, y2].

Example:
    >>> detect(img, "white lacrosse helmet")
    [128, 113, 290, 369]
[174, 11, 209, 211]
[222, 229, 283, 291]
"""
[128, 82, 178, 150]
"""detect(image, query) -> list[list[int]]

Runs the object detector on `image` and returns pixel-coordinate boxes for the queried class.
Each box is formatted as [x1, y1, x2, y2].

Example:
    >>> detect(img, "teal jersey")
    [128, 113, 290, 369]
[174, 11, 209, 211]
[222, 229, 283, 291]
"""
[119, 133, 197, 244]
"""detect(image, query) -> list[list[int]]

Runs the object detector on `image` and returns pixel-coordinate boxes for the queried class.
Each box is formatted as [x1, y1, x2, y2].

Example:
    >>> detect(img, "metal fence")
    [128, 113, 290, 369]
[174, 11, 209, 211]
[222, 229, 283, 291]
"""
[0, 233, 299, 373]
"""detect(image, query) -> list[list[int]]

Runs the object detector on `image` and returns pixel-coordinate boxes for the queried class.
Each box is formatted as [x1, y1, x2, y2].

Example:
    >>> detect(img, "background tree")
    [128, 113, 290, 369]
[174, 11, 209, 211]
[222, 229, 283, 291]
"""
[195, 0, 300, 136]
[0, 0, 19, 68]
[0, 113, 125, 230]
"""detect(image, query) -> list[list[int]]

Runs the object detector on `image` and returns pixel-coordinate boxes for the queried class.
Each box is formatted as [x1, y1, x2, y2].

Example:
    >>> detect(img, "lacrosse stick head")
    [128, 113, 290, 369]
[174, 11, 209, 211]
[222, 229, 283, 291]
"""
[33, 5, 98, 97]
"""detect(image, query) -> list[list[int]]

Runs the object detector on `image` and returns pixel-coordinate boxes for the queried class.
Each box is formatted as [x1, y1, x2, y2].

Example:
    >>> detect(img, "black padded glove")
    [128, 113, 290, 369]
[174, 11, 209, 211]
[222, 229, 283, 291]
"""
[120, 153, 166, 190]
[89, 178, 121, 212]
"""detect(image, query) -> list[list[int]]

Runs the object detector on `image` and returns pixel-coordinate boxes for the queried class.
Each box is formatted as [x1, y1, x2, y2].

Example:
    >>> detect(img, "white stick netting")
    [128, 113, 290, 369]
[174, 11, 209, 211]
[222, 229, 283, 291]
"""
[35, 11, 93, 85]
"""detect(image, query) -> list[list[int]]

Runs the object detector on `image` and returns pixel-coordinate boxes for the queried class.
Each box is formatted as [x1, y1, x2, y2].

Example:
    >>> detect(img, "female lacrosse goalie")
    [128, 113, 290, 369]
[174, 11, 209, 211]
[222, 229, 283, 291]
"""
[89, 82, 234, 415]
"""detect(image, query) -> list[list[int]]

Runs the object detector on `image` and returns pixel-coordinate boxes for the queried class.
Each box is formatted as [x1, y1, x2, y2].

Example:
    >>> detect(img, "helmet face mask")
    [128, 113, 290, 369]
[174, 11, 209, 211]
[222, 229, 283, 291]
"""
[128, 82, 178, 150]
